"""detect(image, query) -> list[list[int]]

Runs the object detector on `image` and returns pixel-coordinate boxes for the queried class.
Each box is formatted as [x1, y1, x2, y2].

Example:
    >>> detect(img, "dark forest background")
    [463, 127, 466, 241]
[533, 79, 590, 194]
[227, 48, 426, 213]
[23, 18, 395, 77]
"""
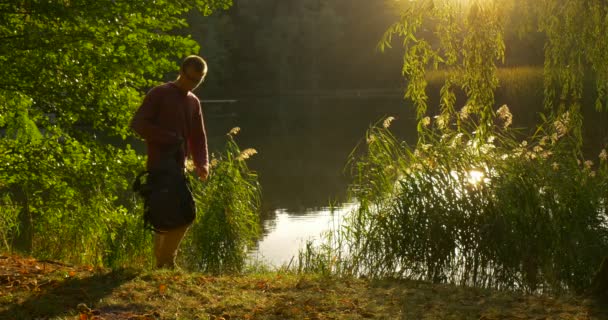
[185, 0, 544, 99]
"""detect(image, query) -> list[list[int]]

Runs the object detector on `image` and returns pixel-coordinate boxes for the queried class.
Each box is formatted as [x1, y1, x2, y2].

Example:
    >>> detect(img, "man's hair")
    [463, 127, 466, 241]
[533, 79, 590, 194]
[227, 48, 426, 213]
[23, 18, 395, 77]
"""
[181, 55, 207, 74]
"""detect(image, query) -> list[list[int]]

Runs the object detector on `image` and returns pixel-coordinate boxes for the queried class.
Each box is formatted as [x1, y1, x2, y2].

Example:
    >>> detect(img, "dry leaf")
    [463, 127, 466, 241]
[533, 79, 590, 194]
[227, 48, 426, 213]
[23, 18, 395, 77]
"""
[159, 283, 167, 295]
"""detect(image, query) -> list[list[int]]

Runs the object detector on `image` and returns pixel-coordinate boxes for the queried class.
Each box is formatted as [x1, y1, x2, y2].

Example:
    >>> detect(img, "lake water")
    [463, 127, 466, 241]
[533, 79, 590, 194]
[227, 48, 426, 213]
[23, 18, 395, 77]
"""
[203, 95, 417, 265]
[202, 95, 608, 266]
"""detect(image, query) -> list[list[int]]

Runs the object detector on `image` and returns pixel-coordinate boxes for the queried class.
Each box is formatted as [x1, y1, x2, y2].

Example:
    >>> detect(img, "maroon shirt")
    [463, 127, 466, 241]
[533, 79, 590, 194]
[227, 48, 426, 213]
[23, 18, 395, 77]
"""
[131, 82, 208, 171]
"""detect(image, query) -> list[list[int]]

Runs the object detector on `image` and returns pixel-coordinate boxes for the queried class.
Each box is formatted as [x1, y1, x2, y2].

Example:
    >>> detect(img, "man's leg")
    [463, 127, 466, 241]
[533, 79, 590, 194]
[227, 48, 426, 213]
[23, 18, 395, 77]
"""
[154, 224, 190, 269]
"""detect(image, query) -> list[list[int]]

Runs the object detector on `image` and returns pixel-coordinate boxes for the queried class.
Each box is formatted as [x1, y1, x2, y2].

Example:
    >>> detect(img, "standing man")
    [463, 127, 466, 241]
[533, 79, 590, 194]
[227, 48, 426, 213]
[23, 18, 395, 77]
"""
[131, 55, 209, 269]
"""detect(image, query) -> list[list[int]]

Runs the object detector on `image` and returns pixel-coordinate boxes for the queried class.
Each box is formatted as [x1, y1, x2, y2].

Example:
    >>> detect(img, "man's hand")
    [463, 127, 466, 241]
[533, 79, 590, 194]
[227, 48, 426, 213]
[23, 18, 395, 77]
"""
[196, 164, 209, 181]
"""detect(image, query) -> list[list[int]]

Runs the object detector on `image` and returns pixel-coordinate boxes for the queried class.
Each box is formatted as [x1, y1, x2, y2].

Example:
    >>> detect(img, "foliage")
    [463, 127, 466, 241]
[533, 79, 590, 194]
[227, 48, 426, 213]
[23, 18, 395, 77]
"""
[379, 0, 608, 140]
[340, 116, 608, 293]
[316, 0, 608, 293]
[0, 194, 20, 252]
[201, 0, 404, 93]
[1, 0, 230, 140]
[0, 132, 149, 267]
[378, 0, 508, 138]
[180, 129, 261, 274]
[535, 0, 608, 113]
[0, 0, 232, 265]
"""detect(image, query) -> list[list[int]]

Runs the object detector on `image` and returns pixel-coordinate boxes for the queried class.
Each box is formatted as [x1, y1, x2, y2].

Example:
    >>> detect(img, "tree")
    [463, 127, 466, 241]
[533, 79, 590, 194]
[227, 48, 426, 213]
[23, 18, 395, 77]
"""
[339, 0, 608, 291]
[0, 0, 232, 265]
[380, 0, 608, 142]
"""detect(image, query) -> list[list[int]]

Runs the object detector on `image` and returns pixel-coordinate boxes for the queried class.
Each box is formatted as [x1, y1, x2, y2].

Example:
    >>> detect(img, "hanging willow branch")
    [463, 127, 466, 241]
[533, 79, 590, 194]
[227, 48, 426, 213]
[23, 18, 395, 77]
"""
[382, 0, 607, 148]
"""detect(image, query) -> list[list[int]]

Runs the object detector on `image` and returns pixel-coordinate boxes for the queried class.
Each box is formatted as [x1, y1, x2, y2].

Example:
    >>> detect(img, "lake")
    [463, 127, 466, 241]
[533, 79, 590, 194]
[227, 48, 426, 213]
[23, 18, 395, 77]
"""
[203, 95, 416, 265]
[202, 94, 608, 266]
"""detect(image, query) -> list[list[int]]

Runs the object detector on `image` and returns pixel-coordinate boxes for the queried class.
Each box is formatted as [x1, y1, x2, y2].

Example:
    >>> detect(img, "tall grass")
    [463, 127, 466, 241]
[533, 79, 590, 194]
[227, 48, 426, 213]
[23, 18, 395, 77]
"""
[180, 128, 262, 274]
[0, 194, 20, 253]
[313, 112, 607, 293]
[1, 130, 262, 273]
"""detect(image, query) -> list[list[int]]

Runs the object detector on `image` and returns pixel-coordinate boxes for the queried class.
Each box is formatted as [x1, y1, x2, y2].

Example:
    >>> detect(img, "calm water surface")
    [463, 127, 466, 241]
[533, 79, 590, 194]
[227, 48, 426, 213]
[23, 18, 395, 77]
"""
[202, 95, 608, 266]
[203, 96, 416, 265]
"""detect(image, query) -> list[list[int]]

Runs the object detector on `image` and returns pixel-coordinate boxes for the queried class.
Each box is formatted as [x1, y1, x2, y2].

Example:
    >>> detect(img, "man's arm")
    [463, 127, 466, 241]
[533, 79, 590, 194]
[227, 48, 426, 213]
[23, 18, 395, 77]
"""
[189, 101, 209, 180]
[131, 87, 181, 144]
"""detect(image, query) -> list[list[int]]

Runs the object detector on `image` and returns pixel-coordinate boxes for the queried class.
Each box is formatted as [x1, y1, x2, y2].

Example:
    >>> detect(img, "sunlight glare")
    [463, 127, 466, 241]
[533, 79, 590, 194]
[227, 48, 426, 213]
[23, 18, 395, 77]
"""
[467, 170, 485, 185]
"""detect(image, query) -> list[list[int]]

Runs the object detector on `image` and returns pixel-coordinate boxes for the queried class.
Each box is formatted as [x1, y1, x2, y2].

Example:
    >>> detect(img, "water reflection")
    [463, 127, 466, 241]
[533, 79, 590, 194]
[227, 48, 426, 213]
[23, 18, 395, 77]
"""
[204, 96, 418, 213]
[248, 203, 353, 266]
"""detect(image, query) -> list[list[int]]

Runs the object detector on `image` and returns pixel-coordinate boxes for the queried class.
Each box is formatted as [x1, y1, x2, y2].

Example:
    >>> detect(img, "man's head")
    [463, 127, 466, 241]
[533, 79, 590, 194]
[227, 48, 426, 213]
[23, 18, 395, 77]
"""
[178, 55, 207, 91]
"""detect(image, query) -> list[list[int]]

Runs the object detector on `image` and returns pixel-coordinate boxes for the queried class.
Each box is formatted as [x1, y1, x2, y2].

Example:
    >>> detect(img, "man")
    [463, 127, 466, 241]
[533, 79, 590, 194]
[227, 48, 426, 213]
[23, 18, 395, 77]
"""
[131, 55, 209, 269]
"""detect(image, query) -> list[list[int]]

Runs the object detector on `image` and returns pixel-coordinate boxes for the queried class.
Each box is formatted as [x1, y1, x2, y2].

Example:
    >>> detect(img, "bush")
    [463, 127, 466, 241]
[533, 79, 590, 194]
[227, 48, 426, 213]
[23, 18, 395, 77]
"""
[0, 135, 150, 267]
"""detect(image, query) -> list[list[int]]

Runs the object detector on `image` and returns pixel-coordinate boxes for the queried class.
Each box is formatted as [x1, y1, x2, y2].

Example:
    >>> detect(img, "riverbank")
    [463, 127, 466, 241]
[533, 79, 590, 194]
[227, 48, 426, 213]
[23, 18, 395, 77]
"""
[2, 254, 607, 319]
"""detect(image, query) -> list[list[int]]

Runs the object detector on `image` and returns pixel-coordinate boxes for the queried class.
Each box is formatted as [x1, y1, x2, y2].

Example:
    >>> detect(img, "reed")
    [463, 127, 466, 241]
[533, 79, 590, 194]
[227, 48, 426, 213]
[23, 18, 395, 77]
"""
[310, 113, 608, 293]
[180, 129, 262, 274]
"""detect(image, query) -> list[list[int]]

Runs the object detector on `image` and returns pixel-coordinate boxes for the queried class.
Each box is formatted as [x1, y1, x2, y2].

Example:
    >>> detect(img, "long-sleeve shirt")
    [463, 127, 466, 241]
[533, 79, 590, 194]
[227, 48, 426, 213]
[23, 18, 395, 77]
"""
[131, 82, 208, 172]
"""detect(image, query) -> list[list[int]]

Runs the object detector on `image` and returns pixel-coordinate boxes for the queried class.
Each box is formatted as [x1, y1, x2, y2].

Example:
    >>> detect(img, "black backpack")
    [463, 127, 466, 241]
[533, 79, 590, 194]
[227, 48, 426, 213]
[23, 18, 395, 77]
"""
[133, 143, 196, 232]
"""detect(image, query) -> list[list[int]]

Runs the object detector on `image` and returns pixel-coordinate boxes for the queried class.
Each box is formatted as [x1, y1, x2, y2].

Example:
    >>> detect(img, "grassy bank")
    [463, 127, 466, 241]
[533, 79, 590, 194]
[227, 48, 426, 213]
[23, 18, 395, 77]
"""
[1, 254, 607, 320]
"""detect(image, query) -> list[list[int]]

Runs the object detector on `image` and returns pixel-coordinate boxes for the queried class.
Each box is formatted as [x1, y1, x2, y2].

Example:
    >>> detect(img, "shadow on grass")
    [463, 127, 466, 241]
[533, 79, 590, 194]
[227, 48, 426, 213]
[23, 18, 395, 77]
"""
[367, 279, 608, 320]
[0, 268, 139, 319]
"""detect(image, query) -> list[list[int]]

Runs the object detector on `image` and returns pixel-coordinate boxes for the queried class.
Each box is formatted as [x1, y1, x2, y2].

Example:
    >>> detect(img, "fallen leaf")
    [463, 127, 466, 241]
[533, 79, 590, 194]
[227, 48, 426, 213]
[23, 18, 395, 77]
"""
[159, 283, 167, 295]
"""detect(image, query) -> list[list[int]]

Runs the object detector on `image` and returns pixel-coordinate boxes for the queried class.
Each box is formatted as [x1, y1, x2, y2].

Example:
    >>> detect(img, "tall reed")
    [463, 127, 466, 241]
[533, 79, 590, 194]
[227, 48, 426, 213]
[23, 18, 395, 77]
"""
[180, 128, 261, 274]
[338, 113, 607, 293]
